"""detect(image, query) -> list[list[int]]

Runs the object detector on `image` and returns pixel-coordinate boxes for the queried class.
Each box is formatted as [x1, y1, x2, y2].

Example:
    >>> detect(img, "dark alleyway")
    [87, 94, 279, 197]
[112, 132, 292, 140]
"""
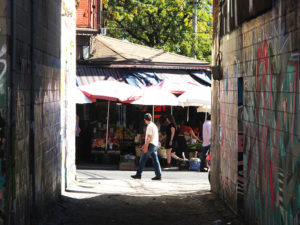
[40, 169, 244, 225]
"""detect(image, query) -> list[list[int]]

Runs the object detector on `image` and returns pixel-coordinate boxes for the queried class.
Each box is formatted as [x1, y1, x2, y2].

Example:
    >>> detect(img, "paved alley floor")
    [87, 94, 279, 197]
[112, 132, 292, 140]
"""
[41, 168, 244, 225]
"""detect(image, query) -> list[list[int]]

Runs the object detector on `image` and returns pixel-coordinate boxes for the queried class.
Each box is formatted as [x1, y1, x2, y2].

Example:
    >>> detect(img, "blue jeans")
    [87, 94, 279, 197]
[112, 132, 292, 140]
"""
[136, 143, 162, 178]
[200, 145, 210, 170]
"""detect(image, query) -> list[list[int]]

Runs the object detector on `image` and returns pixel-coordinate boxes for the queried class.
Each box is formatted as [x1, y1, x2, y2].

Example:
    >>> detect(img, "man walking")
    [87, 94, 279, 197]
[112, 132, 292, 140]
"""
[131, 113, 162, 180]
[200, 114, 211, 172]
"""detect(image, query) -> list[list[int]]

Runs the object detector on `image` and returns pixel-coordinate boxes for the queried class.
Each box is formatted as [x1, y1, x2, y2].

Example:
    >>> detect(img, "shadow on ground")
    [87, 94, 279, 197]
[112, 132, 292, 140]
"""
[40, 190, 244, 225]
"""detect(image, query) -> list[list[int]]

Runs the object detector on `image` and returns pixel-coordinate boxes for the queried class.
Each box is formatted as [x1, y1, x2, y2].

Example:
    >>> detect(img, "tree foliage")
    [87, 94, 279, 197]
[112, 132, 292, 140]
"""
[103, 0, 213, 63]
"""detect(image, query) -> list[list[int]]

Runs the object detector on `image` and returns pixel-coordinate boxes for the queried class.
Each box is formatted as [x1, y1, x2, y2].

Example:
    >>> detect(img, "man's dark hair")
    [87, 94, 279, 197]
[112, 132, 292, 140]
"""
[144, 113, 152, 121]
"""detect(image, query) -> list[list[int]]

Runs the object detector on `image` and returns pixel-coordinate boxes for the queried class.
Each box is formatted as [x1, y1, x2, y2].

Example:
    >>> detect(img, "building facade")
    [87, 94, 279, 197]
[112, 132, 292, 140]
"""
[211, 0, 300, 225]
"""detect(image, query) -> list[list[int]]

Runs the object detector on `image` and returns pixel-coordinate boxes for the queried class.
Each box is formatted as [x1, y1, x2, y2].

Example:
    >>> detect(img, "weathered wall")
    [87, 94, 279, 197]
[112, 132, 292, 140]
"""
[6, 0, 62, 224]
[0, 0, 8, 224]
[242, 6, 300, 225]
[61, 0, 77, 189]
[212, 0, 300, 225]
[210, 0, 221, 197]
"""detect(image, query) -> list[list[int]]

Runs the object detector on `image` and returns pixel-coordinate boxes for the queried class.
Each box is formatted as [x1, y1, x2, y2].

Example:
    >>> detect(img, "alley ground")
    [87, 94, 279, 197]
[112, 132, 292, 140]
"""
[41, 167, 244, 225]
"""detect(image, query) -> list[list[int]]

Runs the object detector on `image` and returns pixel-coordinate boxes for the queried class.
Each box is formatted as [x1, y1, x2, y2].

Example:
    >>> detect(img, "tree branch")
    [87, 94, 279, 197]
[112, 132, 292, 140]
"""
[116, 20, 152, 46]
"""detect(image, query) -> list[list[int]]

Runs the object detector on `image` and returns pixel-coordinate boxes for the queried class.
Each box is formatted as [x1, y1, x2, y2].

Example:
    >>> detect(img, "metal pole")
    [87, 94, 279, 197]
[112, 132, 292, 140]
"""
[192, 0, 198, 34]
[152, 105, 154, 120]
[187, 107, 189, 122]
[105, 101, 110, 150]
[192, 0, 198, 57]
[171, 106, 173, 115]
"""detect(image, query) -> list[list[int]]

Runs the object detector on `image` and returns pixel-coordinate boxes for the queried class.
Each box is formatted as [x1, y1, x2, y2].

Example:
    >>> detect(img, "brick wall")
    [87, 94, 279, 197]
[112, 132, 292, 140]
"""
[212, 0, 300, 224]
[6, 0, 62, 224]
[76, 0, 100, 29]
[76, 0, 91, 28]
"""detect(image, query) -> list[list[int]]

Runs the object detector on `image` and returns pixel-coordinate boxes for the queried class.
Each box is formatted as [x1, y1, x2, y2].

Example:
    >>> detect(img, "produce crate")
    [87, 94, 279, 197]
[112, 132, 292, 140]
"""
[119, 161, 136, 171]
[135, 146, 142, 157]
[158, 147, 167, 159]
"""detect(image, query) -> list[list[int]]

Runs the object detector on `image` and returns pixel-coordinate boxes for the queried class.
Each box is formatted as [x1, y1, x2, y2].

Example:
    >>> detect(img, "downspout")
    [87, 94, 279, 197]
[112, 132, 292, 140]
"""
[29, 0, 36, 220]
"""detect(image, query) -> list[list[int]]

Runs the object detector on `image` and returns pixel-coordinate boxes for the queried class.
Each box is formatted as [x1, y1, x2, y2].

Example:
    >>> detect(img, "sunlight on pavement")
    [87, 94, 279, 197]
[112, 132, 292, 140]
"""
[64, 170, 210, 199]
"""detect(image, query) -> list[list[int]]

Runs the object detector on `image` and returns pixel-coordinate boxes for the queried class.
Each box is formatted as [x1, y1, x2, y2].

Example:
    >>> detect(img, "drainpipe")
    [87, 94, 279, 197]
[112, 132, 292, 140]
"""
[29, 0, 36, 220]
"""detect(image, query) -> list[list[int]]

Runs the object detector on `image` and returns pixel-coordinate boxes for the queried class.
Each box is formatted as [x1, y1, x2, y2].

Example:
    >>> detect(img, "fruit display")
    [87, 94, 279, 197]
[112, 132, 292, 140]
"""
[92, 138, 106, 148]
[123, 128, 136, 140]
[115, 128, 123, 140]
[187, 142, 202, 150]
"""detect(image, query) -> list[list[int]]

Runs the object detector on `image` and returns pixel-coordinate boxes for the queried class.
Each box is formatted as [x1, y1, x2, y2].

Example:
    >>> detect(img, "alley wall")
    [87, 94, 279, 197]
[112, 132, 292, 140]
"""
[212, 0, 300, 225]
[61, 0, 77, 190]
[0, 0, 8, 224]
[2, 1, 62, 224]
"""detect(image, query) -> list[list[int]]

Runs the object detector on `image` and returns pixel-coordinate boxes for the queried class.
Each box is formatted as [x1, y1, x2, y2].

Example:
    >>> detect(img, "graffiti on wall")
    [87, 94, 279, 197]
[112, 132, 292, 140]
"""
[0, 43, 6, 95]
[242, 14, 300, 225]
[0, 40, 6, 222]
[219, 52, 240, 209]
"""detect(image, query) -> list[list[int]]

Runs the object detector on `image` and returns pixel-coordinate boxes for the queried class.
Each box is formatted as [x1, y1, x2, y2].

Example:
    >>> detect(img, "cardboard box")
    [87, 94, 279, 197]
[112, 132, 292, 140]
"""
[119, 161, 136, 171]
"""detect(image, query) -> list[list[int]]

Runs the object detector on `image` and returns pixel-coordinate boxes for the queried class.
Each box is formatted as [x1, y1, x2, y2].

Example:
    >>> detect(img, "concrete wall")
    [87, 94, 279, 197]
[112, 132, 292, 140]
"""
[61, 0, 77, 190]
[212, 0, 300, 225]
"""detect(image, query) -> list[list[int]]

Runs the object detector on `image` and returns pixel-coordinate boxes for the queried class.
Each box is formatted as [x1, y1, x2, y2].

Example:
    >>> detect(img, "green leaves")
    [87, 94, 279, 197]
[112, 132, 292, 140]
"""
[103, 0, 212, 63]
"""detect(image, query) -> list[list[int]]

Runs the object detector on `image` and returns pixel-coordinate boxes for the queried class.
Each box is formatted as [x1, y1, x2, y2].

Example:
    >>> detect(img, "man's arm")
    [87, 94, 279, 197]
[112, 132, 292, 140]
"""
[142, 135, 151, 153]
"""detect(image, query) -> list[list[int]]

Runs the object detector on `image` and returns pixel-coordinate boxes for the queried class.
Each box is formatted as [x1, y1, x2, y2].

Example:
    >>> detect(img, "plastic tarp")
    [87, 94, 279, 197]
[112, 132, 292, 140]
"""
[76, 65, 162, 88]
[189, 71, 211, 86]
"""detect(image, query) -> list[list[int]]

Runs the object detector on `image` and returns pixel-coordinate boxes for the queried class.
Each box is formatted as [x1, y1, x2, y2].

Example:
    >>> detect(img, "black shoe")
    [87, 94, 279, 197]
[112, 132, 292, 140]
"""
[200, 169, 207, 172]
[131, 175, 141, 179]
[151, 177, 162, 181]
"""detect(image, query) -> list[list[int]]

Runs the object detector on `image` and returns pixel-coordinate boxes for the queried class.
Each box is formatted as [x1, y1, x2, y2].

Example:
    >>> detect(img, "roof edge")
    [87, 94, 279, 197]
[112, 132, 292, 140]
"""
[77, 60, 211, 71]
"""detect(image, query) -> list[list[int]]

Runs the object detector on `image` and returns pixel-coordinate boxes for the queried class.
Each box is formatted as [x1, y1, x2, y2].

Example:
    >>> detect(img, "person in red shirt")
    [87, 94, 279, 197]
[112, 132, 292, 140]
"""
[177, 120, 201, 159]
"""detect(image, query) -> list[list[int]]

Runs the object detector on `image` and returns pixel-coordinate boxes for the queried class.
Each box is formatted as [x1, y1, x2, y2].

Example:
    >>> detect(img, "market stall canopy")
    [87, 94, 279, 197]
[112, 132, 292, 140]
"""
[197, 104, 211, 113]
[74, 87, 94, 104]
[178, 86, 211, 107]
[87, 35, 210, 70]
[79, 80, 143, 103]
[77, 35, 211, 90]
[149, 79, 202, 95]
[76, 66, 163, 88]
[131, 87, 180, 106]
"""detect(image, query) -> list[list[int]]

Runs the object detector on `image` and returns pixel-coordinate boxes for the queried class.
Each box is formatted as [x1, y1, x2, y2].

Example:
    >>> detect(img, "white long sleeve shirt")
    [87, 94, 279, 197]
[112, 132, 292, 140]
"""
[202, 120, 211, 147]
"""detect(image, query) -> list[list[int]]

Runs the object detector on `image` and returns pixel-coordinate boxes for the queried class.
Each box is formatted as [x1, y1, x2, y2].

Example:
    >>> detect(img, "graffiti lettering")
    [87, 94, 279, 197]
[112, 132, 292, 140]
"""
[242, 16, 300, 225]
[0, 43, 7, 95]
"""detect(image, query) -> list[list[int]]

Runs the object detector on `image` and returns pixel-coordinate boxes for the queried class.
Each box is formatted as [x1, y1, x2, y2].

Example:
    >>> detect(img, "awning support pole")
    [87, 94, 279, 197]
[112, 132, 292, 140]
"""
[187, 107, 189, 122]
[205, 111, 207, 121]
[105, 101, 110, 150]
[171, 106, 173, 115]
[152, 105, 154, 120]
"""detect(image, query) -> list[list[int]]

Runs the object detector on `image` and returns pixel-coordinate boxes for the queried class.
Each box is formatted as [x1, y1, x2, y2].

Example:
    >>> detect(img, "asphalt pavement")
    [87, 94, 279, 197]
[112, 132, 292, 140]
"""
[40, 166, 243, 225]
